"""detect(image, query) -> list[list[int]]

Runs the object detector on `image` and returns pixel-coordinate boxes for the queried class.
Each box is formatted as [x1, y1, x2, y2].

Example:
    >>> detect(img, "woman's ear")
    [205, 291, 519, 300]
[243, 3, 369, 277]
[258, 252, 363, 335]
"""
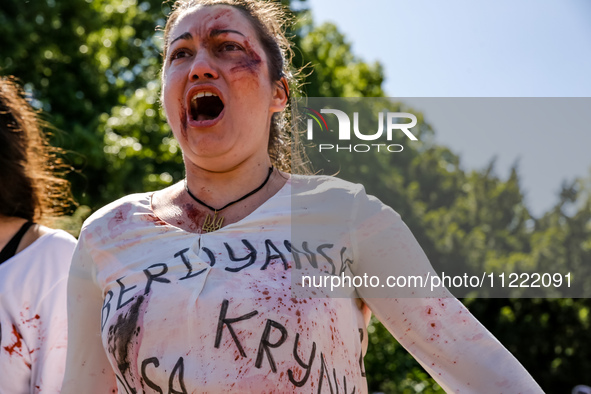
[270, 76, 289, 113]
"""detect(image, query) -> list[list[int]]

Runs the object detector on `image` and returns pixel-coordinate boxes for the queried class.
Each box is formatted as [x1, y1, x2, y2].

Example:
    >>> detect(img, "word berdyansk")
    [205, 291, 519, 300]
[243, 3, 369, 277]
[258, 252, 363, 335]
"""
[306, 109, 418, 153]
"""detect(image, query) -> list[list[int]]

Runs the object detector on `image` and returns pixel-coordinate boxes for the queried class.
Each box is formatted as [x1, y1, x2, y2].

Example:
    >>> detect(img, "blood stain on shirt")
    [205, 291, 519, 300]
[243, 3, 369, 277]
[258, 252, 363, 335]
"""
[145, 214, 168, 226]
[107, 204, 133, 238]
[24, 314, 41, 323]
[3, 324, 34, 369]
[4, 325, 24, 356]
[106, 294, 147, 389]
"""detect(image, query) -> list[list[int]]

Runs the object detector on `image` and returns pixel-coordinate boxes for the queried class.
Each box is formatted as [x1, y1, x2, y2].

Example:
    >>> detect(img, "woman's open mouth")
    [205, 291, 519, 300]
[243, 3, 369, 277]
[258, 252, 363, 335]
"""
[187, 89, 225, 127]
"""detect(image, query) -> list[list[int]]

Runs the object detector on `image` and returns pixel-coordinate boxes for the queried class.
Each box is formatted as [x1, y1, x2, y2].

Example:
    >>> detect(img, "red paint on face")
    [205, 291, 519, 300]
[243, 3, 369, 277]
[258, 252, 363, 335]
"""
[213, 8, 232, 20]
[162, 5, 282, 170]
[229, 38, 263, 76]
[179, 99, 187, 138]
[195, 22, 263, 82]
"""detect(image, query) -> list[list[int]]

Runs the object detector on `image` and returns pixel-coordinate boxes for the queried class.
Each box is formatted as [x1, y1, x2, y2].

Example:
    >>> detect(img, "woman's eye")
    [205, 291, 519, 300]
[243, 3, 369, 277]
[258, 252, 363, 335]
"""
[170, 49, 190, 61]
[220, 42, 243, 52]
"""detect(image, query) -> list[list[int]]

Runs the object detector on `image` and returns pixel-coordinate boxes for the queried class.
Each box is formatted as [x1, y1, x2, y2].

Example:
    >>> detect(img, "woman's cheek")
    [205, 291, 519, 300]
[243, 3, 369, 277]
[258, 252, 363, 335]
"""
[161, 78, 172, 116]
[225, 65, 265, 91]
[161, 75, 187, 138]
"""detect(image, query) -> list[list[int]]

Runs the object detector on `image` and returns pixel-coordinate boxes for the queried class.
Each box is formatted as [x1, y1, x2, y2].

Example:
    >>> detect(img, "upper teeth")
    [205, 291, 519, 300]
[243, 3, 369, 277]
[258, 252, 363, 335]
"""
[193, 91, 217, 99]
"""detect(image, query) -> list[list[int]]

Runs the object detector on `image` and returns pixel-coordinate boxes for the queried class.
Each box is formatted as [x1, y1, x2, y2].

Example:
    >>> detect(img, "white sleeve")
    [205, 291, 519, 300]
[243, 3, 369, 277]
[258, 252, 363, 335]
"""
[61, 231, 117, 393]
[24, 231, 77, 393]
[33, 274, 70, 393]
[349, 187, 543, 393]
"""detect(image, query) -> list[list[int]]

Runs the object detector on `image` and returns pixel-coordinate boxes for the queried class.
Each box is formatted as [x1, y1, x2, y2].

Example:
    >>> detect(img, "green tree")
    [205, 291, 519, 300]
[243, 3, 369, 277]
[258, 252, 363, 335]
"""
[0, 0, 172, 208]
[295, 22, 384, 98]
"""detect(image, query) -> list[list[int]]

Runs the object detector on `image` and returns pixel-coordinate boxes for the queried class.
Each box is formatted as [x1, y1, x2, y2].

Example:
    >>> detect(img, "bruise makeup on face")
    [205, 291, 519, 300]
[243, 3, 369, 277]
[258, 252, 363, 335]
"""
[228, 37, 262, 75]
[165, 6, 270, 137]
[201, 26, 263, 76]
[167, 7, 265, 77]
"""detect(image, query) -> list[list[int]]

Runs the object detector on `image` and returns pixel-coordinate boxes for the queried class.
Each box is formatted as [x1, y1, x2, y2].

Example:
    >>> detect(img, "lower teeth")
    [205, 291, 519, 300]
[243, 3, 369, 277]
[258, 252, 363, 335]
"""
[197, 114, 215, 121]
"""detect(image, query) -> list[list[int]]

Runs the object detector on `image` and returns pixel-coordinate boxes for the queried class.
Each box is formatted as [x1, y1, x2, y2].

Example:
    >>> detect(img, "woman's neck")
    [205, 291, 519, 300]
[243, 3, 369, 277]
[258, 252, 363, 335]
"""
[0, 216, 29, 252]
[183, 157, 274, 211]
[151, 157, 289, 234]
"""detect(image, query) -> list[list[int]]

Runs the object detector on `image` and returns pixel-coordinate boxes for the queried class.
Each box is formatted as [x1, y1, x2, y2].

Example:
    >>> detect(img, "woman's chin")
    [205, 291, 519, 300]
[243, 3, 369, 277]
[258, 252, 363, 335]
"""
[184, 140, 234, 163]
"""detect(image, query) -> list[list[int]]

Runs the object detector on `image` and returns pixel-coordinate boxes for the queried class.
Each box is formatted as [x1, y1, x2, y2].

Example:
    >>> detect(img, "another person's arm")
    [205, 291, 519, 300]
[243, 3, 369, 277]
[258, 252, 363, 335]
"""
[31, 230, 76, 392]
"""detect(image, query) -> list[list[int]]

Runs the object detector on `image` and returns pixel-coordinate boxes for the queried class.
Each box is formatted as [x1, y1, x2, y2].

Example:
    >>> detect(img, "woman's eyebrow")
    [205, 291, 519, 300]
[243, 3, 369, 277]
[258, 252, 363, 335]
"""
[210, 29, 245, 38]
[170, 32, 193, 46]
[170, 29, 244, 47]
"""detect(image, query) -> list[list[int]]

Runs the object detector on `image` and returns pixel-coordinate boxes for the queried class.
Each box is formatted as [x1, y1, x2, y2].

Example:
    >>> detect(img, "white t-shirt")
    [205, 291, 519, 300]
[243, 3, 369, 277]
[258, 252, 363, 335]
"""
[0, 228, 77, 393]
[63, 175, 542, 393]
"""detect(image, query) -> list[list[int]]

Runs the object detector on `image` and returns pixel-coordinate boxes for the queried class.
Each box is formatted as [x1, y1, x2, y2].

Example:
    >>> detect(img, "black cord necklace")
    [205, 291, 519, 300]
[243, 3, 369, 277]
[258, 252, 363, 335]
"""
[184, 166, 274, 232]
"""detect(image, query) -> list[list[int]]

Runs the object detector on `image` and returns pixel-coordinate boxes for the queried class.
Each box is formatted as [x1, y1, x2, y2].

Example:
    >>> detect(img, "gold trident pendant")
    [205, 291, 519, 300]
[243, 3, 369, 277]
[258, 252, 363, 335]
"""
[202, 211, 224, 233]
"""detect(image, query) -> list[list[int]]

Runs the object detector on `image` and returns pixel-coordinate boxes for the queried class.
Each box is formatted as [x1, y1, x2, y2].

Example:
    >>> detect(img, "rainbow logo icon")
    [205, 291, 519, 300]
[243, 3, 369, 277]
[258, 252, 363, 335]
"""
[304, 107, 329, 132]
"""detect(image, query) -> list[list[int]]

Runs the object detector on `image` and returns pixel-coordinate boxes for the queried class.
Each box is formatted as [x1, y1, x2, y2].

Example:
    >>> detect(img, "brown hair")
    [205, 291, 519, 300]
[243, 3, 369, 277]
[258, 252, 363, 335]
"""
[0, 77, 73, 223]
[162, 0, 310, 173]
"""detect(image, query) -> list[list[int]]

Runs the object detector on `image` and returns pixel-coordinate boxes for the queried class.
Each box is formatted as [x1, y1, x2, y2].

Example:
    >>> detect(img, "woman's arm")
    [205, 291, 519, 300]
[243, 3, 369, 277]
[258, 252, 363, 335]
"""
[350, 187, 543, 393]
[61, 233, 118, 393]
[32, 231, 75, 392]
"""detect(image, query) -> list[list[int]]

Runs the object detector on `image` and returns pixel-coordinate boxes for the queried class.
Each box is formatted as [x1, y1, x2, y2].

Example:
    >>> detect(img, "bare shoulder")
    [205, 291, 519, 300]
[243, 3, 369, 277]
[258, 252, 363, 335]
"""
[16, 224, 76, 254]
[16, 224, 51, 254]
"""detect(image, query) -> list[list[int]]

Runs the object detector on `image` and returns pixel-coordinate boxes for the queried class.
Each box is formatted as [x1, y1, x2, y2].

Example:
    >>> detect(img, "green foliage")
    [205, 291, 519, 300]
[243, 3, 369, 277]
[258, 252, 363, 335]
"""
[365, 316, 444, 394]
[0, 0, 173, 208]
[294, 21, 384, 98]
[52, 205, 93, 238]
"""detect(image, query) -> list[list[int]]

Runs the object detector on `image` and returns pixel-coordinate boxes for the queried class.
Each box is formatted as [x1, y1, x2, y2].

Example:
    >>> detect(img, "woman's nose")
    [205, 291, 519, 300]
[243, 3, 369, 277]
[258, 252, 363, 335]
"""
[189, 52, 219, 81]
